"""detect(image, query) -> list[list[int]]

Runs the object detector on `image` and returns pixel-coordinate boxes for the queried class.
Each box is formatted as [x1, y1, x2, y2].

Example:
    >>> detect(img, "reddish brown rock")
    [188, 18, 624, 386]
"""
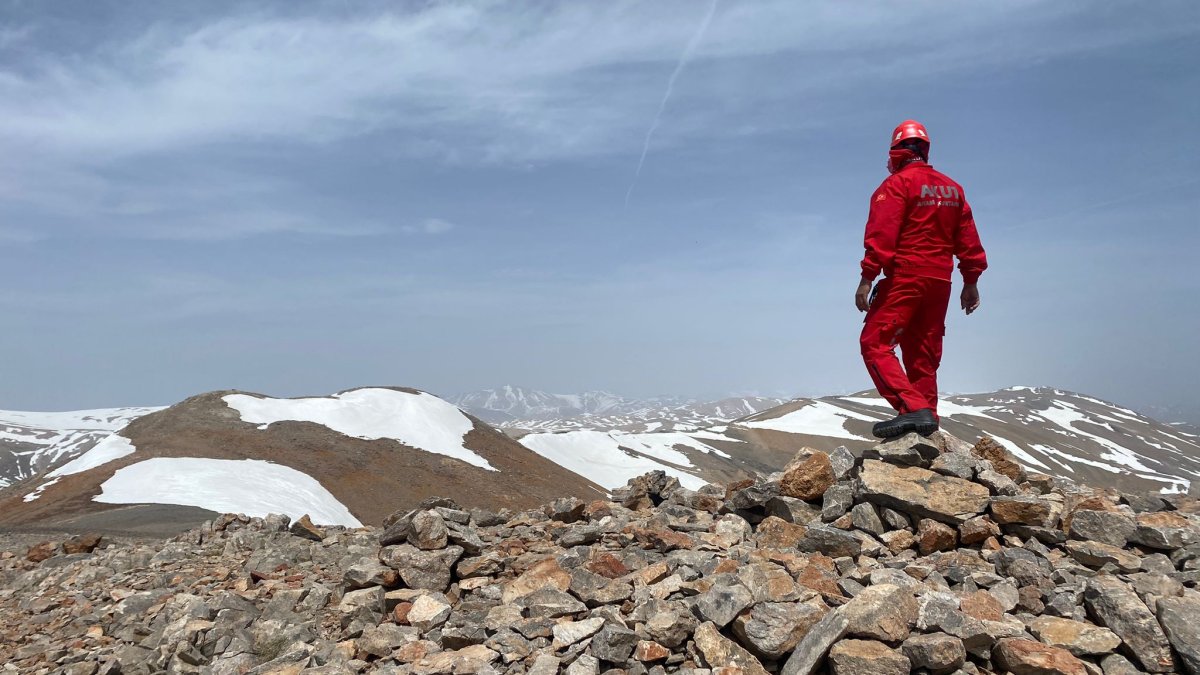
[993, 638, 1088, 675]
[61, 534, 102, 555]
[725, 478, 756, 499]
[627, 526, 695, 553]
[828, 639, 911, 675]
[880, 530, 915, 554]
[1018, 585, 1046, 614]
[960, 590, 1004, 622]
[712, 558, 741, 575]
[794, 555, 845, 601]
[635, 640, 671, 661]
[755, 516, 807, 550]
[392, 601, 413, 624]
[632, 561, 671, 586]
[289, 514, 326, 541]
[917, 519, 957, 555]
[990, 497, 1054, 526]
[395, 640, 434, 663]
[25, 541, 58, 563]
[779, 449, 835, 502]
[971, 437, 1026, 483]
[959, 515, 1001, 545]
[583, 500, 614, 520]
[501, 558, 571, 604]
[587, 552, 630, 579]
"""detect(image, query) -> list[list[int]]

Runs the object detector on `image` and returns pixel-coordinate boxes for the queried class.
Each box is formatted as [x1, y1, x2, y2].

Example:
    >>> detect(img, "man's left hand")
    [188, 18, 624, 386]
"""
[855, 279, 872, 312]
[961, 283, 981, 315]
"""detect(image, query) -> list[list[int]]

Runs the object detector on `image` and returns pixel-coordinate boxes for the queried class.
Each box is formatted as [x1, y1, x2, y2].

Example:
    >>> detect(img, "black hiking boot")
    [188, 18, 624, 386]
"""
[871, 408, 939, 439]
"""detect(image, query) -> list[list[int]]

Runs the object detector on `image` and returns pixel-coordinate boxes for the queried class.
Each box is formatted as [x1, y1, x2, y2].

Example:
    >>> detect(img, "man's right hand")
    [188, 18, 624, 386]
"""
[855, 278, 872, 312]
[961, 283, 980, 315]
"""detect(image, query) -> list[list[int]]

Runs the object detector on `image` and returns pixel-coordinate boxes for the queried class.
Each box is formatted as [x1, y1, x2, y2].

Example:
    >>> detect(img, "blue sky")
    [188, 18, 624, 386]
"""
[1, 1, 1197, 418]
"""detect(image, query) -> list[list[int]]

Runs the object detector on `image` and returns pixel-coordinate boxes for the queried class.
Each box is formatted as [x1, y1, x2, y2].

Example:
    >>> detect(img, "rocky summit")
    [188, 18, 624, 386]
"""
[3, 432, 1199, 675]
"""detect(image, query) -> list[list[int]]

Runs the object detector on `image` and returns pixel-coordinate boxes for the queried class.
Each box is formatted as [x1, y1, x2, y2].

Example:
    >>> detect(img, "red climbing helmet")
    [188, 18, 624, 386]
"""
[890, 120, 930, 148]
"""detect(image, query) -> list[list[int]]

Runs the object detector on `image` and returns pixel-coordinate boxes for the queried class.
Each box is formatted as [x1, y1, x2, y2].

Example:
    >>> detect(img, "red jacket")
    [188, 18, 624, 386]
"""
[860, 160, 987, 284]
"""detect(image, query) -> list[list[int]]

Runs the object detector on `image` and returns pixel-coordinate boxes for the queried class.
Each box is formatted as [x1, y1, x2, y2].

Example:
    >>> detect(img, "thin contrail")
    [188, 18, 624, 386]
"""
[624, 0, 719, 209]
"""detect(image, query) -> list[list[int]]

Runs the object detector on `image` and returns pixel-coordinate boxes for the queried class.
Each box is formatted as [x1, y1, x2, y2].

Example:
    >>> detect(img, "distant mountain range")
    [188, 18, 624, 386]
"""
[3, 384, 1197, 534]
[450, 385, 788, 432]
[498, 386, 1200, 494]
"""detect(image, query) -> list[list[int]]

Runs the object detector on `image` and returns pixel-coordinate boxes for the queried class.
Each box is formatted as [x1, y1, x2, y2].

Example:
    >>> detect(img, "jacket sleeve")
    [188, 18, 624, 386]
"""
[954, 196, 988, 284]
[860, 177, 907, 281]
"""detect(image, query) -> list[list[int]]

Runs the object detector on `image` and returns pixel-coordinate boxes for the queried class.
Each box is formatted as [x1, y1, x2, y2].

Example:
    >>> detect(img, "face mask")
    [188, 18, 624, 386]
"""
[888, 148, 920, 174]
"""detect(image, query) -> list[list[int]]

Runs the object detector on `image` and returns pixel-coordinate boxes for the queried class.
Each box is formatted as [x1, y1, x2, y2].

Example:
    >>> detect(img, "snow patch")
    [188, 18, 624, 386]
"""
[690, 429, 744, 445]
[0, 406, 162, 432]
[23, 477, 60, 502]
[224, 389, 495, 471]
[1036, 403, 1156, 473]
[938, 400, 1001, 421]
[96, 457, 362, 527]
[1071, 394, 1143, 419]
[48, 434, 138, 478]
[614, 431, 730, 461]
[520, 431, 707, 491]
[20, 434, 141, 502]
[985, 434, 1051, 471]
[740, 401, 879, 441]
[838, 396, 891, 409]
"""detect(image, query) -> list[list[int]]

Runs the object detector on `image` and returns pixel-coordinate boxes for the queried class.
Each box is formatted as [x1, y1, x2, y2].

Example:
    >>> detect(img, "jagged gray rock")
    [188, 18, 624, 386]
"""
[1156, 596, 1200, 675]
[694, 577, 754, 627]
[858, 460, 991, 523]
[901, 632, 966, 673]
[1068, 509, 1137, 547]
[767, 496, 822, 524]
[1084, 575, 1177, 673]
[822, 483, 855, 522]
[694, 621, 770, 674]
[732, 597, 828, 660]
[2, 431, 1196, 675]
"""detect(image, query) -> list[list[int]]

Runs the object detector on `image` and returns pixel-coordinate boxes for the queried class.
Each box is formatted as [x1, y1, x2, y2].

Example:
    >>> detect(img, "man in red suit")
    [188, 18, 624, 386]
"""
[857, 120, 988, 438]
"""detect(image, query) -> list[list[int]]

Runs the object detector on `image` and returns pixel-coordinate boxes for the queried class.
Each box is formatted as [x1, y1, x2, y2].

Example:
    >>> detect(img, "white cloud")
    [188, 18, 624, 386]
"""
[0, 1, 1193, 241]
[2, 2, 1190, 164]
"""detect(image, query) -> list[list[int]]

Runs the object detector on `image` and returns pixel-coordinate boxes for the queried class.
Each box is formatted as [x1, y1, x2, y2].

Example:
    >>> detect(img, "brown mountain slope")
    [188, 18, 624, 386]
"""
[0, 388, 604, 530]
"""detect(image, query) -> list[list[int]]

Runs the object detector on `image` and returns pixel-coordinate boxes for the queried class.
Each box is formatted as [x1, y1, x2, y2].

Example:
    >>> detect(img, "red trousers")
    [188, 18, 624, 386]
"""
[860, 275, 951, 416]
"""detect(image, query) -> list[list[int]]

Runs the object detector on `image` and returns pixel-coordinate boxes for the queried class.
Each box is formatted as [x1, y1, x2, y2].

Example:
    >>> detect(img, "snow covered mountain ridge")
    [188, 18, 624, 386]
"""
[0, 406, 164, 489]
[449, 386, 627, 422]
[450, 385, 788, 432]
[514, 386, 1200, 496]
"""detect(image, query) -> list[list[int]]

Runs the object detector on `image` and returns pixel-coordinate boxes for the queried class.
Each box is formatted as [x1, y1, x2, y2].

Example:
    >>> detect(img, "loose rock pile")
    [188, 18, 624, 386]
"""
[2, 432, 1199, 674]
